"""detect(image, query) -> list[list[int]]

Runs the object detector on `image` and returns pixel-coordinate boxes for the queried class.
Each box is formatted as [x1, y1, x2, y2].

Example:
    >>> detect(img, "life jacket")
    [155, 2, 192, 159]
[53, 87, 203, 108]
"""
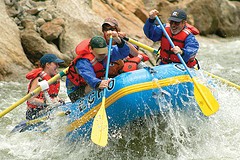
[122, 53, 149, 72]
[67, 39, 105, 86]
[160, 23, 198, 68]
[186, 23, 200, 35]
[26, 68, 60, 109]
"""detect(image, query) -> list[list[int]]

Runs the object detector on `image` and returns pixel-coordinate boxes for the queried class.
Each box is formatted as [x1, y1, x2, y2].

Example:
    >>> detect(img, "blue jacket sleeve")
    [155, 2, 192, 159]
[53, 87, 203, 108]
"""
[75, 59, 101, 88]
[181, 34, 199, 62]
[143, 18, 163, 42]
[110, 40, 130, 62]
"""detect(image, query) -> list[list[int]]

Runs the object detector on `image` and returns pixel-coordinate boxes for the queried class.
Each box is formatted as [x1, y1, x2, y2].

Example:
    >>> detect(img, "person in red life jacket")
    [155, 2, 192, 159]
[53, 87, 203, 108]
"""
[66, 35, 130, 103]
[143, 9, 200, 68]
[26, 53, 65, 120]
[102, 17, 150, 75]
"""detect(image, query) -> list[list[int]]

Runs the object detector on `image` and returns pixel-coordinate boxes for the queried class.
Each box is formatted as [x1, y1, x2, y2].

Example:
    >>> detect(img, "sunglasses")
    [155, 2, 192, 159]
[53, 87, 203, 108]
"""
[102, 27, 117, 32]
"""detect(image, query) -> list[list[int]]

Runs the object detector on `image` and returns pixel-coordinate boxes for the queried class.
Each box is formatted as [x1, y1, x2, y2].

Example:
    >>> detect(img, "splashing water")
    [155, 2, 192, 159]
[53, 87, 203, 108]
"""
[0, 37, 240, 159]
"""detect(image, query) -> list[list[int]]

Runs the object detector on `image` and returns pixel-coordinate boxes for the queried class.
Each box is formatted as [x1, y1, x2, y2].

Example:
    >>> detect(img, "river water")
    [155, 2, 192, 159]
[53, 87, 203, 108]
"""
[0, 36, 239, 160]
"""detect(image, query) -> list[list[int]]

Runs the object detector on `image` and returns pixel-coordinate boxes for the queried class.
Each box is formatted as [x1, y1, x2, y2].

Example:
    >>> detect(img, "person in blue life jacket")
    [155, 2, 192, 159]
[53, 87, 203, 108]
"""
[102, 17, 150, 76]
[66, 35, 130, 103]
[25, 53, 65, 120]
[143, 9, 200, 68]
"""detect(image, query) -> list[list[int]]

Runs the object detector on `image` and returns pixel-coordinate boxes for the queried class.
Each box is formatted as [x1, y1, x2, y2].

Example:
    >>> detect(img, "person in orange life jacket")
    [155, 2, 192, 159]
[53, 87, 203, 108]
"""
[66, 35, 130, 103]
[143, 9, 199, 68]
[25, 53, 64, 120]
[102, 17, 149, 75]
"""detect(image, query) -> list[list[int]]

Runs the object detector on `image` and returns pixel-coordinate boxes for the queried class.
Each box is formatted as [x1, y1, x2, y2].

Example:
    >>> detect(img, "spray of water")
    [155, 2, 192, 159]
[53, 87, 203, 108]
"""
[1, 37, 240, 159]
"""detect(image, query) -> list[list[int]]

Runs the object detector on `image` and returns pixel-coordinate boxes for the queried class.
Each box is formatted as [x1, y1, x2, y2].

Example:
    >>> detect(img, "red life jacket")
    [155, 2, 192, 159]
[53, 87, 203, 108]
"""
[186, 23, 200, 35]
[160, 23, 198, 68]
[26, 68, 60, 108]
[122, 53, 149, 72]
[67, 39, 105, 86]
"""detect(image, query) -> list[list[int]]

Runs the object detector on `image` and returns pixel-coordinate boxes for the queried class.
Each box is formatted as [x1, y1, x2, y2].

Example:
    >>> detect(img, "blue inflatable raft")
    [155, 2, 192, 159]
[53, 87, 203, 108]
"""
[59, 63, 199, 141]
[12, 63, 201, 141]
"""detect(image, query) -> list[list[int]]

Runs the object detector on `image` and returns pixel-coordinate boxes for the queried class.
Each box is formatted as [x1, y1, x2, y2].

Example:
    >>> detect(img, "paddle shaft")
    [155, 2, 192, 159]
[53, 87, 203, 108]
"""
[0, 67, 68, 118]
[123, 37, 159, 54]
[203, 70, 240, 90]
[103, 36, 113, 96]
[11, 111, 68, 133]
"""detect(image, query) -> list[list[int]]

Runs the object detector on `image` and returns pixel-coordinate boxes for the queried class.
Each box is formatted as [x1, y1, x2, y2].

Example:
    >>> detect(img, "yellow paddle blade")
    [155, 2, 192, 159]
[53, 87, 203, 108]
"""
[91, 98, 108, 147]
[193, 78, 219, 116]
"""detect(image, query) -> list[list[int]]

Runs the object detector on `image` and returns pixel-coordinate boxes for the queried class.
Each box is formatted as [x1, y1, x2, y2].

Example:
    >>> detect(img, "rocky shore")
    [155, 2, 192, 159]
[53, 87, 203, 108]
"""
[0, 0, 239, 81]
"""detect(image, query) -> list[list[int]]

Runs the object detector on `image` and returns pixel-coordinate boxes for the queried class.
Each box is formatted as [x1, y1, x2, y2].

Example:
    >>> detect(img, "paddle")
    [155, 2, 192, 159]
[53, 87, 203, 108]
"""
[11, 111, 68, 133]
[203, 70, 240, 90]
[155, 16, 219, 116]
[123, 37, 159, 54]
[123, 37, 158, 54]
[91, 36, 113, 147]
[0, 67, 69, 118]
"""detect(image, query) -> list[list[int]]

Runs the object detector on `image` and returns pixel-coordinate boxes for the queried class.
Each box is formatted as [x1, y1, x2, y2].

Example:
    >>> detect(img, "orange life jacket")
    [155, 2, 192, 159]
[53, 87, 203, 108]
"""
[122, 53, 149, 72]
[67, 39, 105, 86]
[26, 68, 60, 108]
[160, 23, 198, 68]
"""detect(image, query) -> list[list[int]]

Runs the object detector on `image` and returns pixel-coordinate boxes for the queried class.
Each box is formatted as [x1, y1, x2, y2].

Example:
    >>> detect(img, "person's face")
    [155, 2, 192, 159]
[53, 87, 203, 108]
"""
[102, 24, 117, 32]
[102, 24, 118, 44]
[169, 20, 186, 34]
[90, 47, 107, 62]
[93, 52, 107, 62]
[45, 62, 59, 77]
